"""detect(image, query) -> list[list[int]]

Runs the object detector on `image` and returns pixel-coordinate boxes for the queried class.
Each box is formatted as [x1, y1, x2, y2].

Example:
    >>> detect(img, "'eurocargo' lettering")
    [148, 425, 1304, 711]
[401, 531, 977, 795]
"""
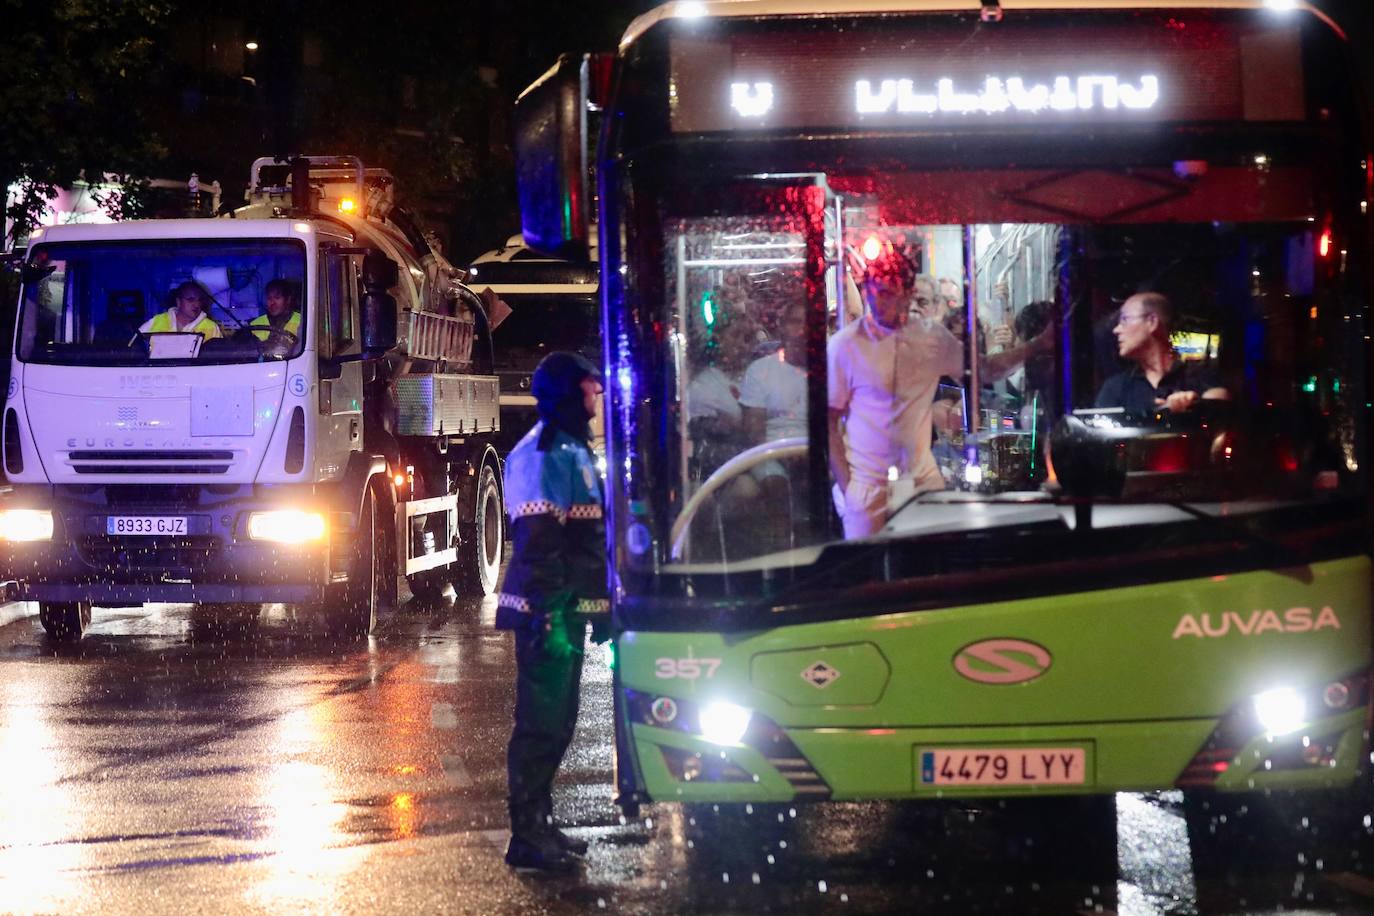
[1171, 607, 1342, 640]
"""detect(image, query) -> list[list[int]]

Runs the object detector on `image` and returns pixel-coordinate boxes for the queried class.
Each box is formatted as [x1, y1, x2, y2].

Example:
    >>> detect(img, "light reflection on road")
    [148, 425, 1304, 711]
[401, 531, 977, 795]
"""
[248, 701, 366, 909]
[0, 670, 89, 914]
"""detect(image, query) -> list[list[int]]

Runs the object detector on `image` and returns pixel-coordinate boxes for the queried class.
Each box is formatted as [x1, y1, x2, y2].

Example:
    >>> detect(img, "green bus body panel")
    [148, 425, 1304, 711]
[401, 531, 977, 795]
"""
[619, 557, 1371, 801]
[750, 642, 891, 706]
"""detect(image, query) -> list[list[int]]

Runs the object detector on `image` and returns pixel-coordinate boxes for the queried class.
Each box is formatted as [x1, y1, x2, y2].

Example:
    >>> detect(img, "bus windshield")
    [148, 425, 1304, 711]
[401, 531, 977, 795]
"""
[17, 240, 307, 366]
[614, 162, 1368, 605]
[600, 8, 1370, 613]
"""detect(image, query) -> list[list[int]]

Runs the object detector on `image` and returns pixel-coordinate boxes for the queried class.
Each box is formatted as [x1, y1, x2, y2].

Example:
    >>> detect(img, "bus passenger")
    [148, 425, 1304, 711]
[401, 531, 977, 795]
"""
[740, 301, 808, 447]
[828, 254, 1051, 538]
[139, 281, 222, 339]
[251, 279, 302, 342]
[1095, 292, 1229, 415]
[686, 303, 758, 477]
[911, 274, 939, 320]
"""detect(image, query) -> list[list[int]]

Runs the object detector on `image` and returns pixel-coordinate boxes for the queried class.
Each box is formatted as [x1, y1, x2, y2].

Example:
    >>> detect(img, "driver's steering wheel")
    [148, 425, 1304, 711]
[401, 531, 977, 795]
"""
[669, 437, 807, 560]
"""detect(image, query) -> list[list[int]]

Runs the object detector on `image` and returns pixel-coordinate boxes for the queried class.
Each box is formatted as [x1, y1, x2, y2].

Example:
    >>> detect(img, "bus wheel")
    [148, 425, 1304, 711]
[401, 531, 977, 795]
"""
[38, 601, 92, 641]
[456, 462, 502, 596]
[334, 486, 380, 637]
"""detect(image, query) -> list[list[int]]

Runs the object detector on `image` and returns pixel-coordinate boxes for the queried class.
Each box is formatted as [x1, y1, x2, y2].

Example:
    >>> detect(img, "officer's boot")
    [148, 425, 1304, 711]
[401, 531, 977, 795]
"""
[506, 804, 578, 872]
[538, 797, 589, 856]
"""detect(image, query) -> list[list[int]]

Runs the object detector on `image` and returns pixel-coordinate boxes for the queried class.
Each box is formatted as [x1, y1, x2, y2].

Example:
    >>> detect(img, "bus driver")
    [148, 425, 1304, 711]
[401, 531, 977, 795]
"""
[1095, 291, 1229, 415]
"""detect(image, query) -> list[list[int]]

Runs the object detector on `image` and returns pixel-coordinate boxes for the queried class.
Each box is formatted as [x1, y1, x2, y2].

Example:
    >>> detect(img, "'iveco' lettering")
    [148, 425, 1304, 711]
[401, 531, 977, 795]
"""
[119, 374, 178, 389]
[1171, 607, 1341, 639]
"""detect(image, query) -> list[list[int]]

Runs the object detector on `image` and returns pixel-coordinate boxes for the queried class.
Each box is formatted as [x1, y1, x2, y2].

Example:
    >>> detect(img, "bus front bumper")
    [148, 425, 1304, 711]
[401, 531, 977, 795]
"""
[623, 688, 1369, 804]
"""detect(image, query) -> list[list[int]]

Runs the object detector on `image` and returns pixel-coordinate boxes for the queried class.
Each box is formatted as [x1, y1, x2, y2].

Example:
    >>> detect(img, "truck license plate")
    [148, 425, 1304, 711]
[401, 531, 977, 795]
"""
[919, 747, 1086, 786]
[106, 516, 188, 536]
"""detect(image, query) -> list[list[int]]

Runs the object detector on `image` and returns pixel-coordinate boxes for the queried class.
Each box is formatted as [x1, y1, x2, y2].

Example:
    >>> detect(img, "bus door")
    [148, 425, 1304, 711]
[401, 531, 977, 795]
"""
[666, 175, 838, 562]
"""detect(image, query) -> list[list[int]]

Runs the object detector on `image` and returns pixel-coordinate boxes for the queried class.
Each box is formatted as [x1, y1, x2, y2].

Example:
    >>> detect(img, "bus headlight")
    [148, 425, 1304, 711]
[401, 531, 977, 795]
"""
[1254, 686, 1306, 736]
[0, 509, 53, 542]
[247, 510, 327, 544]
[698, 701, 752, 746]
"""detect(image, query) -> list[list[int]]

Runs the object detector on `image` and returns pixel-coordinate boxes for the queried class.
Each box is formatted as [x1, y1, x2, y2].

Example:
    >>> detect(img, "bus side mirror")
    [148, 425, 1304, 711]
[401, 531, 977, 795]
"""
[514, 53, 609, 261]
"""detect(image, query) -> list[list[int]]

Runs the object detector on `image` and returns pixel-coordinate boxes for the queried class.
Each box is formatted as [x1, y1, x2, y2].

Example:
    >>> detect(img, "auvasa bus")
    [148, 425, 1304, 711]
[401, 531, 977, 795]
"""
[514, 0, 1373, 845]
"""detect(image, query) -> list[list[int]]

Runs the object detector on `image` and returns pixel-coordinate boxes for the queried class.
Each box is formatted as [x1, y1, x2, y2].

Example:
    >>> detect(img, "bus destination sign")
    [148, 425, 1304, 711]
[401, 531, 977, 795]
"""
[668, 17, 1303, 133]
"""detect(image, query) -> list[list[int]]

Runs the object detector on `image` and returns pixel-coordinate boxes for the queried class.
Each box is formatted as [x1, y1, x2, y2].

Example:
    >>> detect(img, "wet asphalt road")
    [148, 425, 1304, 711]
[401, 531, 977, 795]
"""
[2, 591, 1374, 915]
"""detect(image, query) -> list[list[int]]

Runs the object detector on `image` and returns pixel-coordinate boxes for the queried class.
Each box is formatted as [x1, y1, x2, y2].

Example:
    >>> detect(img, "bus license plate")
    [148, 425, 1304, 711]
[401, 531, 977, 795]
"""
[106, 516, 188, 536]
[919, 747, 1086, 786]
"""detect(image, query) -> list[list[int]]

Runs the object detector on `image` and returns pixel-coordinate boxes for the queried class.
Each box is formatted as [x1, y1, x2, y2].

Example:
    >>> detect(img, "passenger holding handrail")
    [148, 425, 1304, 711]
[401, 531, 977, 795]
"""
[827, 253, 1051, 538]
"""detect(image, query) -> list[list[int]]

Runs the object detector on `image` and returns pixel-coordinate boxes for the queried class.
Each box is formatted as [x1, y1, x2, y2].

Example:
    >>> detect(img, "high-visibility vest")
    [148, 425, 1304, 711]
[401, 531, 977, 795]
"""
[141, 309, 222, 339]
[250, 311, 302, 342]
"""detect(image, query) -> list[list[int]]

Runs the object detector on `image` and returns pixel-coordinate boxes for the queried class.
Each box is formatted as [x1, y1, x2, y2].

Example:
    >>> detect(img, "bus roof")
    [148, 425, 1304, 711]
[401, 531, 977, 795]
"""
[620, 1, 1338, 49]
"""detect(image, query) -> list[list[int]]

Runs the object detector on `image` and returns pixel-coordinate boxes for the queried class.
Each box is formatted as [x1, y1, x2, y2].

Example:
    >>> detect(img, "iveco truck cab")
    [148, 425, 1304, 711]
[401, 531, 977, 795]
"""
[0, 155, 505, 639]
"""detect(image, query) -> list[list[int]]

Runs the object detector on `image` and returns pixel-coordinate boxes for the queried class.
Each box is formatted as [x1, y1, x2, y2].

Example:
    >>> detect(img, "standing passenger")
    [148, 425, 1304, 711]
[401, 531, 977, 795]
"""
[497, 351, 606, 871]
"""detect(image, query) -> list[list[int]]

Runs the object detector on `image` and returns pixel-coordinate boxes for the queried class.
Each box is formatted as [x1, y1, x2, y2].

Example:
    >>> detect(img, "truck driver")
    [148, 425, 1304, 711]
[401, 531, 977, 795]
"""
[251, 279, 302, 343]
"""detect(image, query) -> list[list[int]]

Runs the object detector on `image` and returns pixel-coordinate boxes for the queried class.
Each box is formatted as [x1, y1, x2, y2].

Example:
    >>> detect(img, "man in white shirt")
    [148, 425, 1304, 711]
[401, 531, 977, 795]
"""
[828, 256, 1050, 538]
[740, 301, 808, 447]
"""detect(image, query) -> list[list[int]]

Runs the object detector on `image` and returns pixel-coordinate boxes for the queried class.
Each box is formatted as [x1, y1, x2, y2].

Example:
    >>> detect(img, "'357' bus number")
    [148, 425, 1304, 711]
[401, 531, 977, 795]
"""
[654, 658, 722, 680]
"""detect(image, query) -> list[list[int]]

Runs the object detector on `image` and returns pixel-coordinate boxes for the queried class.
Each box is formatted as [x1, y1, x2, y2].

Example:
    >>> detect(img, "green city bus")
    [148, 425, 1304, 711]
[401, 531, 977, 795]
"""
[514, 0, 1372, 846]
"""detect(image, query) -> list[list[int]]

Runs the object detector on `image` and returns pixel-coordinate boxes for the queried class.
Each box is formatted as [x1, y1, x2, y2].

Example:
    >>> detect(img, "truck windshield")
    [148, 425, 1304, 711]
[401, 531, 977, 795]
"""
[16, 240, 307, 366]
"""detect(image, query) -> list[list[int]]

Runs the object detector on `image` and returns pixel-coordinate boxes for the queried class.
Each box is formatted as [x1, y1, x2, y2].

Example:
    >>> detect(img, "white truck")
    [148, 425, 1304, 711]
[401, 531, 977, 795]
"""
[0, 155, 505, 639]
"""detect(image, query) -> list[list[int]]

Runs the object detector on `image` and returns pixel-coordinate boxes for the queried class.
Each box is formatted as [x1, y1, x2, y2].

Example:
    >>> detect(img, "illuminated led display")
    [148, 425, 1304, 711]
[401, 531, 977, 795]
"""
[730, 81, 774, 117]
[668, 15, 1304, 133]
[852, 75, 1159, 116]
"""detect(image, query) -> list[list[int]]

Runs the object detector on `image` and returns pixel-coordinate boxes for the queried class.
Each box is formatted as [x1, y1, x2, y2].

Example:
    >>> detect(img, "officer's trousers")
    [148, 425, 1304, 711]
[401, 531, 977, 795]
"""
[507, 624, 585, 839]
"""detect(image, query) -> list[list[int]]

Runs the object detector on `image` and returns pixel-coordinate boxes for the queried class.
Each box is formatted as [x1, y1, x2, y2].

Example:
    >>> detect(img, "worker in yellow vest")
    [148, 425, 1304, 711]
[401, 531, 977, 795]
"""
[251, 279, 302, 343]
[139, 281, 223, 338]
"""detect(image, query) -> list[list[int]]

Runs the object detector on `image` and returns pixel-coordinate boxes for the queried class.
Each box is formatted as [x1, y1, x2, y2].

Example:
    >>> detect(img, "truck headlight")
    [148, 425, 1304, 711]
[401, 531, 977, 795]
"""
[247, 510, 326, 544]
[0, 509, 53, 542]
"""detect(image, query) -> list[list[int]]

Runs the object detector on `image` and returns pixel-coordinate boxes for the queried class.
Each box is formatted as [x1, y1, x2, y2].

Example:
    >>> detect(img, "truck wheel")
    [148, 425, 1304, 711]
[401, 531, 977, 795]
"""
[334, 486, 380, 636]
[456, 462, 503, 596]
[39, 602, 92, 641]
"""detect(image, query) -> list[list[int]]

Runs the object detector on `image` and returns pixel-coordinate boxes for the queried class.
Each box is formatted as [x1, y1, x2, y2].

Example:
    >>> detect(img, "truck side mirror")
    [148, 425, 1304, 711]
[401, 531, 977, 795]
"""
[360, 251, 399, 356]
[362, 251, 399, 290]
[361, 291, 397, 356]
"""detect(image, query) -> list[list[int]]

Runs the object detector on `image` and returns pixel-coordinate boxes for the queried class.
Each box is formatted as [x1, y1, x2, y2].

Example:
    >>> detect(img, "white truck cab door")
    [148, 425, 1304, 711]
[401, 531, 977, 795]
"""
[315, 247, 364, 480]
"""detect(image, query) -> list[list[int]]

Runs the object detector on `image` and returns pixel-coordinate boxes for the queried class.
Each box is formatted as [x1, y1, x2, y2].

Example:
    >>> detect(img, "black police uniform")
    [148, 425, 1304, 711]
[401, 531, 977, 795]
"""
[497, 352, 607, 870]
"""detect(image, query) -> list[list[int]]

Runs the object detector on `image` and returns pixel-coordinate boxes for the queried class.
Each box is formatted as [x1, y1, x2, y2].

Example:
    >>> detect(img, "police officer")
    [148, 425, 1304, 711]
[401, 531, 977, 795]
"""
[498, 351, 607, 871]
